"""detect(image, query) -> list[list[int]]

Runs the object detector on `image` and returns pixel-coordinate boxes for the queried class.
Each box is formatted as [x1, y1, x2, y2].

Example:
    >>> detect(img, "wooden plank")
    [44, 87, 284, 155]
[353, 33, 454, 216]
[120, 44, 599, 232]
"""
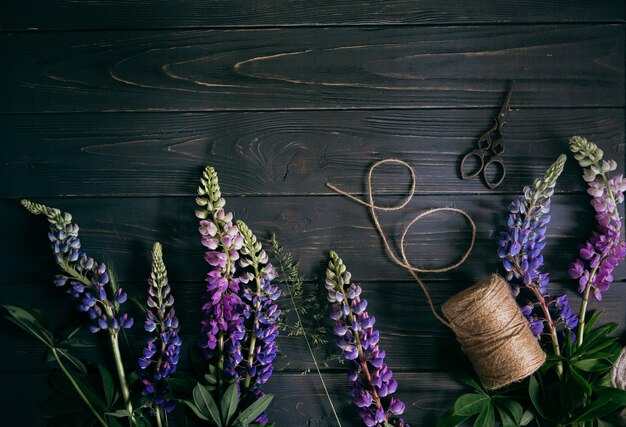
[1, 25, 623, 113]
[1, 194, 623, 284]
[0, 370, 464, 426]
[1, 279, 623, 373]
[2, 1, 624, 30]
[1, 109, 623, 198]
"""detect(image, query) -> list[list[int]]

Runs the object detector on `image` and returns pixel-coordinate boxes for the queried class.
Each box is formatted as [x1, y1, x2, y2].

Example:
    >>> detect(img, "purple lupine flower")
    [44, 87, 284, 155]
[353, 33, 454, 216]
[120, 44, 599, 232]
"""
[495, 155, 578, 341]
[21, 200, 133, 334]
[196, 167, 248, 377]
[568, 136, 626, 301]
[138, 242, 181, 414]
[326, 251, 409, 427]
[236, 220, 280, 423]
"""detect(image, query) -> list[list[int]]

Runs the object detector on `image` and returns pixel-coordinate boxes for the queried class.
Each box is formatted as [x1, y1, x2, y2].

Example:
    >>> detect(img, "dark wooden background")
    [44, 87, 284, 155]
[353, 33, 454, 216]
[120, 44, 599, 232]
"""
[1, 1, 625, 425]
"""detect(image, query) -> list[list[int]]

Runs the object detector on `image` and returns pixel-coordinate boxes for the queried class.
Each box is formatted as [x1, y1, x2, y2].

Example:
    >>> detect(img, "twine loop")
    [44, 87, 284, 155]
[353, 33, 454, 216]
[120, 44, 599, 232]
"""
[326, 158, 476, 326]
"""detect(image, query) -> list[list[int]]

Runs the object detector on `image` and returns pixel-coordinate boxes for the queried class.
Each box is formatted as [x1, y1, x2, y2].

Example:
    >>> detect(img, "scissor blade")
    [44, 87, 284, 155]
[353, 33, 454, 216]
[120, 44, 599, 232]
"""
[497, 80, 515, 129]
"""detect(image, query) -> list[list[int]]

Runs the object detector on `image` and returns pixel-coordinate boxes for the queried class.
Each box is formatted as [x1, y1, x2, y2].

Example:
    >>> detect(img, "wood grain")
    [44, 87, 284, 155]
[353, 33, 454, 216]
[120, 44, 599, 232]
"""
[2, 280, 624, 373]
[2, 25, 624, 112]
[2, 109, 623, 198]
[1, 195, 623, 285]
[2, 0, 624, 30]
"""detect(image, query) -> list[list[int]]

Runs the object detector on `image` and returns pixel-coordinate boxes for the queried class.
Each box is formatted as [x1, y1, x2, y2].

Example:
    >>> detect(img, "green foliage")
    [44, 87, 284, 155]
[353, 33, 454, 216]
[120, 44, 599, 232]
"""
[439, 358, 528, 427]
[270, 234, 330, 357]
[185, 380, 274, 427]
[442, 313, 625, 426]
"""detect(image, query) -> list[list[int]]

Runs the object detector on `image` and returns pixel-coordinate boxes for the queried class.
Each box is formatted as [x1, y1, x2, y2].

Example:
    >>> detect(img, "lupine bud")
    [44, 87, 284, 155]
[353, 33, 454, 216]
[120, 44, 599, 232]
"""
[138, 243, 181, 413]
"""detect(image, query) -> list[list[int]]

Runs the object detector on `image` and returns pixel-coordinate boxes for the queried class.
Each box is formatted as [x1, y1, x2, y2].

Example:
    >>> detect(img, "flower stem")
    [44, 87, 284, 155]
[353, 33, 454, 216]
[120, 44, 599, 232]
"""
[275, 245, 342, 427]
[51, 348, 108, 427]
[108, 329, 134, 425]
[156, 407, 164, 427]
[576, 269, 595, 347]
[243, 276, 261, 390]
[529, 285, 563, 376]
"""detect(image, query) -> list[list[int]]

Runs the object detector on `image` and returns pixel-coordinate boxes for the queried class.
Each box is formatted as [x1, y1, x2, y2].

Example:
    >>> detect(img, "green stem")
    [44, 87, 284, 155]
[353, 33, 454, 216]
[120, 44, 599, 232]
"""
[576, 267, 596, 347]
[108, 329, 134, 425]
[244, 265, 262, 390]
[575, 170, 619, 347]
[52, 348, 108, 427]
[156, 407, 164, 427]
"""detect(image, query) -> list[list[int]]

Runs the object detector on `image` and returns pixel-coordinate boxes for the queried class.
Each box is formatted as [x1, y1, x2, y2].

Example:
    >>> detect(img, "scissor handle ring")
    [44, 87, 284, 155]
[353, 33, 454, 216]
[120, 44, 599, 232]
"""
[460, 150, 485, 180]
[484, 156, 506, 189]
[492, 139, 505, 156]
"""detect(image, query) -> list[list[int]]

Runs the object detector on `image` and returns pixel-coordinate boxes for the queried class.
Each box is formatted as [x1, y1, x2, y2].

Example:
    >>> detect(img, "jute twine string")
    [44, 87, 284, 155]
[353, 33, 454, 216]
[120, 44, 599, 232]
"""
[326, 158, 476, 326]
[442, 275, 546, 389]
[327, 159, 546, 389]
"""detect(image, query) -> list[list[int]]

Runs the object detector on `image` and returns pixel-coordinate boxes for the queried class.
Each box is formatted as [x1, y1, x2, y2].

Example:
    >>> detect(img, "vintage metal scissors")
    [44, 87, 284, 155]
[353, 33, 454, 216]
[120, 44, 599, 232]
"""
[460, 81, 515, 189]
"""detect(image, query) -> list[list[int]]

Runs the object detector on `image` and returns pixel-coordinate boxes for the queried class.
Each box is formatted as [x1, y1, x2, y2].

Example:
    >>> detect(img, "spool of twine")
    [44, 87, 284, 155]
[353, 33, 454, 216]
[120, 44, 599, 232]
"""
[442, 274, 546, 389]
[611, 346, 626, 390]
[327, 159, 546, 390]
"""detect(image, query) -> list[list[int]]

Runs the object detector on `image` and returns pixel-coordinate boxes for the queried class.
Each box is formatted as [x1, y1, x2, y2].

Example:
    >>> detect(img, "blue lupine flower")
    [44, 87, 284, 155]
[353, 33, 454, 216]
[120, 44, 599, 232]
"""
[326, 251, 409, 427]
[495, 155, 577, 340]
[21, 200, 133, 334]
[138, 242, 181, 414]
[236, 220, 280, 423]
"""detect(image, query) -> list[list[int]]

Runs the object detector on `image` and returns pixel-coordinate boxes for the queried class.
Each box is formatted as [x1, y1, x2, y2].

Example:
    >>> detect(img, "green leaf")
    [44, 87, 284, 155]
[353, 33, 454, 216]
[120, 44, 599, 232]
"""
[453, 393, 490, 416]
[494, 398, 523, 426]
[221, 382, 239, 425]
[495, 404, 516, 427]
[3, 304, 54, 347]
[97, 364, 115, 407]
[436, 409, 469, 427]
[568, 398, 622, 423]
[234, 394, 274, 426]
[519, 409, 535, 426]
[106, 409, 132, 418]
[569, 366, 593, 397]
[529, 375, 551, 421]
[595, 386, 626, 405]
[573, 358, 613, 373]
[473, 402, 495, 427]
[184, 400, 209, 422]
[192, 383, 222, 426]
[584, 310, 604, 335]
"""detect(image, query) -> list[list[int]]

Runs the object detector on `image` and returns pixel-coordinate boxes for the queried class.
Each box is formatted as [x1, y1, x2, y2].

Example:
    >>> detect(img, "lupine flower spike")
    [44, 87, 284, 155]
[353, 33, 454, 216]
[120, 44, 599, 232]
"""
[21, 199, 135, 419]
[21, 200, 133, 333]
[568, 136, 626, 346]
[496, 155, 577, 362]
[196, 166, 247, 376]
[138, 242, 182, 418]
[237, 220, 280, 423]
[326, 251, 409, 427]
